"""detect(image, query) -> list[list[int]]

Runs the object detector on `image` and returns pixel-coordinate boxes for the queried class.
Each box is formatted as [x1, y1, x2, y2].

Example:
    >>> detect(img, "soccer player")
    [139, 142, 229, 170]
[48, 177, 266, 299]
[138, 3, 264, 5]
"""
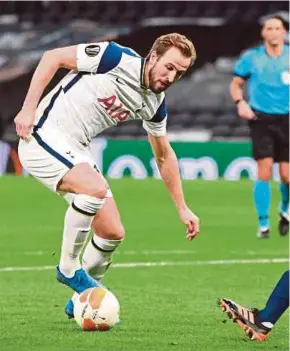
[230, 16, 289, 238]
[219, 270, 289, 341]
[14, 33, 200, 317]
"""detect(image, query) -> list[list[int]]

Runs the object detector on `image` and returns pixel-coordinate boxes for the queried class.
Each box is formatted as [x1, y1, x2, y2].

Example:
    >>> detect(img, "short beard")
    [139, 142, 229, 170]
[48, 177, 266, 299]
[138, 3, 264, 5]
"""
[148, 65, 163, 94]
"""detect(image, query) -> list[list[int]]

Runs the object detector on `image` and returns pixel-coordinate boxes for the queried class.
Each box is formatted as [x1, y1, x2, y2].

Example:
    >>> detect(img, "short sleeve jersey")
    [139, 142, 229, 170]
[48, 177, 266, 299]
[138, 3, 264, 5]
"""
[35, 42, 168, 146]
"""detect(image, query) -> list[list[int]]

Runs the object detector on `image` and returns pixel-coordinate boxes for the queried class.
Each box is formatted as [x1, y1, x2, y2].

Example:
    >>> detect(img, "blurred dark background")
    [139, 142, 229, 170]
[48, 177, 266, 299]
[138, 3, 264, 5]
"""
[0, 0, 288, 142]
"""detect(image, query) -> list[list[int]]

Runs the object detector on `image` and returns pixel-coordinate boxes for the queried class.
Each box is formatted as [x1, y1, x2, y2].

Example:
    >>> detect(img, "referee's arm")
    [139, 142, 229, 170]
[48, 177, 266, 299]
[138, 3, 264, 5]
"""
[230, 76, 245, 104]
[230, 76, 255, 120]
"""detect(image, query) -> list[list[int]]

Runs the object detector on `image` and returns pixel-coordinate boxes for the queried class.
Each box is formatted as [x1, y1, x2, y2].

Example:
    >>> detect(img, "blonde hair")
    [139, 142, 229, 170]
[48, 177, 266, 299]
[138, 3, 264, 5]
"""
[149, 33, 196, 65]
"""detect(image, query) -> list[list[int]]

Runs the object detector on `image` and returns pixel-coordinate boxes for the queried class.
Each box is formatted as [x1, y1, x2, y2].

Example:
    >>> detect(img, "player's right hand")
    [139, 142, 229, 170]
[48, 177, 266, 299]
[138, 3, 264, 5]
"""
[237, 100, 256, 120]
[178, 207, 200, 241]
[14, 109, 35, 140]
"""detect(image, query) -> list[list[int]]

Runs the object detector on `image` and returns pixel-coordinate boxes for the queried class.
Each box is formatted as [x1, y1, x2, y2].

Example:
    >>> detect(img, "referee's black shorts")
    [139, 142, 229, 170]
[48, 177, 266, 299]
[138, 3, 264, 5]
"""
[248, 110, 289, 162]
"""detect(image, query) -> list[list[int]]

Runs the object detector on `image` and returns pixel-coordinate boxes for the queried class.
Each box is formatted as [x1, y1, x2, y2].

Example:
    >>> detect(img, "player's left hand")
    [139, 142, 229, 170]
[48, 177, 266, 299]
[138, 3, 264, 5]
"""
[178, 207, 200, 241]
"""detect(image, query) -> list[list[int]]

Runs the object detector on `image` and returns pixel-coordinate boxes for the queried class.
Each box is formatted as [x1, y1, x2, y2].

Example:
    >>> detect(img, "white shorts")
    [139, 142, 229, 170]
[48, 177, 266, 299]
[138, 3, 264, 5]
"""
[18, 124, 112, 201]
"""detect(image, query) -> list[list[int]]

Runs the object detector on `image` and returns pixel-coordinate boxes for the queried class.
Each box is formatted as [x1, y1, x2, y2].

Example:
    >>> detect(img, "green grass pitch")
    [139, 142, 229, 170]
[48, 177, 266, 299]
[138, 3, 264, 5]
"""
[0, 176, 288, 351]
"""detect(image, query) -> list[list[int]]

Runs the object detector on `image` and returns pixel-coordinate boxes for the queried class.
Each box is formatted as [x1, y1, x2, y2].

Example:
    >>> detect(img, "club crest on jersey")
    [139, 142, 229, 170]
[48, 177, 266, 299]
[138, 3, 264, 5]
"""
[85, 45, 100, 57]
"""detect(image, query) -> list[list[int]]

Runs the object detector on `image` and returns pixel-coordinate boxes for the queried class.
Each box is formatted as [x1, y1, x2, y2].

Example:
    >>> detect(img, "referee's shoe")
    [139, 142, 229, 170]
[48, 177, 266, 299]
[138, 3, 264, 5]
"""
[257, 228, 270, 239]
[279, 213, 289, 236]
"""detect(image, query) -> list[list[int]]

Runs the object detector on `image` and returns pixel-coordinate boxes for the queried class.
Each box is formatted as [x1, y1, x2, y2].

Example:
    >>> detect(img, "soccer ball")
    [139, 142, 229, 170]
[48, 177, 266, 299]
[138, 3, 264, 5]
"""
[74, 287, 120, 331]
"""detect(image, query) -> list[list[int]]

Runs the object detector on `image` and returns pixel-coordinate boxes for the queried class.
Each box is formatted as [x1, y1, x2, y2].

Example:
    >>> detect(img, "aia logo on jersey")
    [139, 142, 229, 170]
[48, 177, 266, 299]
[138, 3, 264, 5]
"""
[97, 95, 130, 123]
[85, 45, 100, 57]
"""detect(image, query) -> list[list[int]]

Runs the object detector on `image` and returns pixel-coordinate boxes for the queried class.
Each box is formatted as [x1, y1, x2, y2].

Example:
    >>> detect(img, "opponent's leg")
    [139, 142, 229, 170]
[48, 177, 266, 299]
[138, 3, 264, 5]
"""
[219, 270, 289, 341]
[56, 163, 108, 293]
[278, 162, 289, 236]
[255, 158, 273, 238]
[258, 270, 289, 325]
[219, 298, 272, 341]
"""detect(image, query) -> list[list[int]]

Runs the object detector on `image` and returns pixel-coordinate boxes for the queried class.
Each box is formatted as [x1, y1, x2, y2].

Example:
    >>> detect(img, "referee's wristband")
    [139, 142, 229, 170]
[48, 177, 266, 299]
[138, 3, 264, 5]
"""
[234, 99, 244, 105]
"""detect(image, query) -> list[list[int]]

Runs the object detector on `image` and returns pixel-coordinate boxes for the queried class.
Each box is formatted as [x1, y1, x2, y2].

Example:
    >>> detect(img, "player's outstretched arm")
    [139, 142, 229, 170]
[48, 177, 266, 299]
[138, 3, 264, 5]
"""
[15, 45, 77, 139]
[149, 133, 200, 240]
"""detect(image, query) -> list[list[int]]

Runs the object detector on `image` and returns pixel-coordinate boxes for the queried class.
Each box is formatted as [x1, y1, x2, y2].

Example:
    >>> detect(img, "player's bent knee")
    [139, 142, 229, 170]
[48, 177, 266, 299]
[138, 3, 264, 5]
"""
[82, 185, 108, 199]
[73, 194, 105, 216]
[112, 226, 125, 241]
[96, 226, 126, 241]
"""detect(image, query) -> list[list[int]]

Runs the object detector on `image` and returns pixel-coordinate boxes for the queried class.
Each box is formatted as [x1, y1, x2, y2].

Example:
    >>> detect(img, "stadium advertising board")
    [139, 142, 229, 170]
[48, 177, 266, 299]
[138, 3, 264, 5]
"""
[1, 138, 281, 180]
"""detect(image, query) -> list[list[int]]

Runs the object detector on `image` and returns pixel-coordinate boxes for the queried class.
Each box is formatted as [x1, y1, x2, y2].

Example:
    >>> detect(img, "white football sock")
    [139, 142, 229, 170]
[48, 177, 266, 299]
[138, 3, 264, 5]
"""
[82, 234, 122, 280]
[59, 197, 104, 278]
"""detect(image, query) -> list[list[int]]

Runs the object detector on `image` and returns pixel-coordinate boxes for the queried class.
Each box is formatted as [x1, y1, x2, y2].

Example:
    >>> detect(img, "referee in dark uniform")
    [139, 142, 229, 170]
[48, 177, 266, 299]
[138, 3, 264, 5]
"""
[230, 16, 289, 238]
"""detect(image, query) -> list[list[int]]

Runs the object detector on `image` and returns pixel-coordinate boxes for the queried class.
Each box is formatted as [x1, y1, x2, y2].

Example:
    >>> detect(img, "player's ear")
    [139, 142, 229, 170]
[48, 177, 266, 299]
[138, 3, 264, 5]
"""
[149, 50, 158, 65]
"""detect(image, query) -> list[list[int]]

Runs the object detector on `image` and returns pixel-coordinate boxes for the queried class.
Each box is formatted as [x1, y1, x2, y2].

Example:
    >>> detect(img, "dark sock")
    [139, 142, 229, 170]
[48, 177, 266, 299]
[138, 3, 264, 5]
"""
[258, 271, 289, 325]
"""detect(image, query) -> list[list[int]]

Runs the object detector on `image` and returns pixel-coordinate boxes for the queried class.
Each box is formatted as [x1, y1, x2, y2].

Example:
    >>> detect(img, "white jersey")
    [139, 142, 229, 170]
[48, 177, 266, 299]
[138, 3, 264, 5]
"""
[34, 41, 167, 146]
